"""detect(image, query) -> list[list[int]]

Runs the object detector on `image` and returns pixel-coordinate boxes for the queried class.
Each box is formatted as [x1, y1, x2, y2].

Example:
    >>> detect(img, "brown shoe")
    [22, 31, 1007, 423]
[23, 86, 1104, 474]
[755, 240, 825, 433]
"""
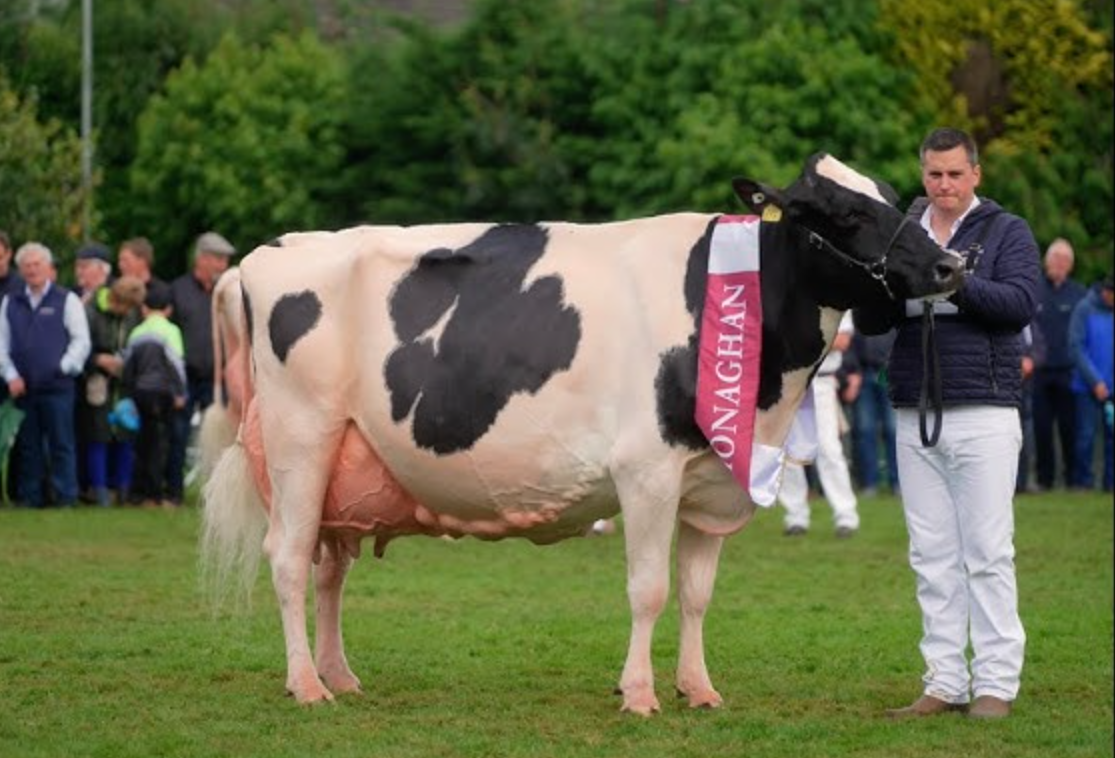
[968, 695, 1012, 720]
[886, 694, 968, 719]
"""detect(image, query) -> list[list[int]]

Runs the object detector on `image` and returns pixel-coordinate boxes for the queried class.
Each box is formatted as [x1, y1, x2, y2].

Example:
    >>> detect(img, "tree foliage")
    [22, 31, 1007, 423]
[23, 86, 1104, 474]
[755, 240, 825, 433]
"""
[129, 32, 347, 276]
[879, 0, 1113, 278]
[344, 0, 933, 224]
[0, 75, 88, 258]
[579, 0, 930, 218]
[0, 0, 1111, 278]
[880, 0, 1110, 150]
[340, 0, 599, 224]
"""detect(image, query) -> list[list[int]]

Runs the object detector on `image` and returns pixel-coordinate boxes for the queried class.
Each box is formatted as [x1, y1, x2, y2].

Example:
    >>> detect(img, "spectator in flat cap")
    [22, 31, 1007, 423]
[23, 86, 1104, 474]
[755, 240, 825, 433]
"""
[74, 242, 114, 305]
[165, 231, 234, 505]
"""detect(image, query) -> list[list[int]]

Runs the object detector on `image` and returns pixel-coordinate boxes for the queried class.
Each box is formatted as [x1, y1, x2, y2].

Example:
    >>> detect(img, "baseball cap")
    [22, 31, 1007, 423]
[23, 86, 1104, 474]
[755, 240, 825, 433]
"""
[76, 242, 112, 263]
[196, 231, 235, 257]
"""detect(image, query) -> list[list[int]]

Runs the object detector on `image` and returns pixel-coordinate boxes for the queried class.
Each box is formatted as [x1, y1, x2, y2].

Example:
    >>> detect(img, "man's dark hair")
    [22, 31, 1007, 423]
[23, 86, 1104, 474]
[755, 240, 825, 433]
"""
[0, 230, 10, 252]
[920, 127, 979, 167]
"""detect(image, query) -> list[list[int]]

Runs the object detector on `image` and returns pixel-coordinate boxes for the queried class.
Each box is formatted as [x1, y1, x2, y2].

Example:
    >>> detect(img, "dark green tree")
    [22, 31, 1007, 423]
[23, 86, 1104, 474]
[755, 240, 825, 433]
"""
[129, 31, 347, 276]
[0, 0, 329, 258]
[0, 75, 88, 262]
[340, 0, 599, 224]
[581, 0, 931, 217]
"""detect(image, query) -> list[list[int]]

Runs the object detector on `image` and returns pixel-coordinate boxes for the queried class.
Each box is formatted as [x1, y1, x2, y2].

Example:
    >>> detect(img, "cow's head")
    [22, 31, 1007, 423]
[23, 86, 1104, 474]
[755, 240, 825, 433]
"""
[732, 153, 964, 308]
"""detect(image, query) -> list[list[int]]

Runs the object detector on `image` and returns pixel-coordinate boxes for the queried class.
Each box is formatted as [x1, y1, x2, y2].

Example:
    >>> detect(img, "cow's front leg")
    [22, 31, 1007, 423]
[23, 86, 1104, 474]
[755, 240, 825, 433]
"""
[615, 469, 680, 716]
[675, 521, 725, 709]
[314, 538, 362, 695]
[266, 466, 333, 704]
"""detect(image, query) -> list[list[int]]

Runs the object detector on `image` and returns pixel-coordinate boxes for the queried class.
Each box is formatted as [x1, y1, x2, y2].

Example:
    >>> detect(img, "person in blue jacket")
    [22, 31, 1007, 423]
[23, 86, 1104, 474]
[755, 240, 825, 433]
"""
[1032, 239, 1087, 489]
[856, 128, 1039, 721]
[1068, 274, 1114, 492]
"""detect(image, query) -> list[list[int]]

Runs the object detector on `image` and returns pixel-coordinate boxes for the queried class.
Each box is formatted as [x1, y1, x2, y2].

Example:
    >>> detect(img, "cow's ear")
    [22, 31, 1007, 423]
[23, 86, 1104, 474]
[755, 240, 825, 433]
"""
[732, 177, 785, 215]
[875, 179, 900, 206]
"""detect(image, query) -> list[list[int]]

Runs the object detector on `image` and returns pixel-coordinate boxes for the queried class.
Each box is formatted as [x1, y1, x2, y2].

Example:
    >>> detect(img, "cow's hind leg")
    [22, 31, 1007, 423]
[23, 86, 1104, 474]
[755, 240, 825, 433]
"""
[265, 462, 335, 703]
[615, 466, 681, 716]
[675, 521, 725, 709]
[314, 537, 362, 695]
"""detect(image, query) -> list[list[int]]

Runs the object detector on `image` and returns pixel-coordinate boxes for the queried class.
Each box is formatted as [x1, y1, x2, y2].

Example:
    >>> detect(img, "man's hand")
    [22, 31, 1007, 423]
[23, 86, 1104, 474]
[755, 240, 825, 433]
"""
[95, 354, 124, 377]
[1094, 382, 1110, 403]
[842, 373, 863, 404]
[7, 377, 25, 398]
[1021, 356, 1034, 381]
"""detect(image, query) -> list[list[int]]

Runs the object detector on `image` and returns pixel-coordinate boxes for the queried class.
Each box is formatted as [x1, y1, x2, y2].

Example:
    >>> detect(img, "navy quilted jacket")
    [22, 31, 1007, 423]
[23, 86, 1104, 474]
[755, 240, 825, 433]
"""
[855, 197, 1040, 408]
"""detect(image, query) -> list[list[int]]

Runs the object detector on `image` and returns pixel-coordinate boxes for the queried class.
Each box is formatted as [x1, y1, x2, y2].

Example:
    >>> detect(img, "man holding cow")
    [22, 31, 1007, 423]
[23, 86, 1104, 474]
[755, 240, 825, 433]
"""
[857, 128, 1039, 721]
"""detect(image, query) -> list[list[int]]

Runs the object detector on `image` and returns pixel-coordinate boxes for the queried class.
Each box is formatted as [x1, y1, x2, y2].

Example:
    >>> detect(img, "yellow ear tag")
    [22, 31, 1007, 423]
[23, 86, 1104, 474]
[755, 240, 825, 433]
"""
[762, 205, 783, 223]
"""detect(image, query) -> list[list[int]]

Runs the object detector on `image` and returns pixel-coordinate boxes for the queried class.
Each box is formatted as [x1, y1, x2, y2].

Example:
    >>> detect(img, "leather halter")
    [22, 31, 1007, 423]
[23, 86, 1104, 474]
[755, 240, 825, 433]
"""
[803, 214, 912, 301]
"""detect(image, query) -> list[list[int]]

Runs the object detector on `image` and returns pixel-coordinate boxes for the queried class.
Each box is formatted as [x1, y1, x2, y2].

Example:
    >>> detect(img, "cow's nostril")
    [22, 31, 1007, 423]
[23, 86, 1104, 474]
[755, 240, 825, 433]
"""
[935, 261, 961, 283]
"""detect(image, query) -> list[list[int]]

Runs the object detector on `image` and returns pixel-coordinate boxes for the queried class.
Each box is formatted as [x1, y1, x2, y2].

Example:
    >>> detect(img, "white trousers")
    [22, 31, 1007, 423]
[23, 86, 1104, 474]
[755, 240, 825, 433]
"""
[896, 406, 1026, 703]
[779, 375, 859, 531]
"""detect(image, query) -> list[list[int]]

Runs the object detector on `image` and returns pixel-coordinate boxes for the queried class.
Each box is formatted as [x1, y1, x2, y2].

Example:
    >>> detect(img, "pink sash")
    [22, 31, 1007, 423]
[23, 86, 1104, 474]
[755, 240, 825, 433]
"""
[695, 216, 763, 493]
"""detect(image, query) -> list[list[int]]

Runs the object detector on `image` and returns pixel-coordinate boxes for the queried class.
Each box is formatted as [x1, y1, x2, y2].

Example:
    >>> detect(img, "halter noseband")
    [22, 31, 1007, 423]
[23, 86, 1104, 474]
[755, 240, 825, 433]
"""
[804, 214, 911, 301]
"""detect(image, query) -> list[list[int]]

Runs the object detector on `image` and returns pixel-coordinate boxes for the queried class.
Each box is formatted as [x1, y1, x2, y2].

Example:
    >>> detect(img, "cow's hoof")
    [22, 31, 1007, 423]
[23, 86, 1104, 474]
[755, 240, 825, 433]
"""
[678, 687, 723, 710]
[286, 678, 335, 704]
[620, 688, 660, 716]
[322, 671, 363, 696]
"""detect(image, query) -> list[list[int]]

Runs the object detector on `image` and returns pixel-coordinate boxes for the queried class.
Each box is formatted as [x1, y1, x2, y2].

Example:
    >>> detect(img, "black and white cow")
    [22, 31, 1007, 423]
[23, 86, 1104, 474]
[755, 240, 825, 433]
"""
[202, 153, 964, 714]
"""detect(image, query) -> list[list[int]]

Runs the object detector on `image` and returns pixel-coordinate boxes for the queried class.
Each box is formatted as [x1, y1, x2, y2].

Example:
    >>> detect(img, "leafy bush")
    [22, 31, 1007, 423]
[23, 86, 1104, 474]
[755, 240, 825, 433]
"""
[129, 32, 347, 274]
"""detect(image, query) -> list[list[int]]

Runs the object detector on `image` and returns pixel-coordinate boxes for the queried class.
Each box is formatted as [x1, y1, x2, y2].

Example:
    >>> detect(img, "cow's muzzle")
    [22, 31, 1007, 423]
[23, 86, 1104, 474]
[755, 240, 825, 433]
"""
[934, 251, 966, 294]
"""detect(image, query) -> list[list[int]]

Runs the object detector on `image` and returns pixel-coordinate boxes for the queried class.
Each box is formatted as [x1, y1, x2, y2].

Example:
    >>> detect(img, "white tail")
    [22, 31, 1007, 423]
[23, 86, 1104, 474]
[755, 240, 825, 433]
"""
[197, 403, 238, 482]
[200, 440, 268, 607]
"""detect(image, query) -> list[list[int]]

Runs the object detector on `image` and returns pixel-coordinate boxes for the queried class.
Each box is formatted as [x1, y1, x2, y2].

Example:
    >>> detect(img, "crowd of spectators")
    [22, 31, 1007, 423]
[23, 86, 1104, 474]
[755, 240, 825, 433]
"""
[0, 229, 234, 508]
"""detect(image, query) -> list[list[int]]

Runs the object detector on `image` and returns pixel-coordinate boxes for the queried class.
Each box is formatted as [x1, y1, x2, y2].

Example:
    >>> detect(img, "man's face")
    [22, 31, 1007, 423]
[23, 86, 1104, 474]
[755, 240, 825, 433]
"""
[75, 259, 109, 291]
[195, 251, 230, 287]
[1044, 246, 1074, 285]
[118, 247, 148, 279]
[19, 253, 50, 289]
[1103, 287, 1114, 309]
[922, 145, 981, 217]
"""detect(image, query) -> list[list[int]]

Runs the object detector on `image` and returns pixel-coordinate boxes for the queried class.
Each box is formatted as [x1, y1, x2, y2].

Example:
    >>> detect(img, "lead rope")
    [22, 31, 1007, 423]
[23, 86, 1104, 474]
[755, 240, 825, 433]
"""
[918, 304, 943, 447]
[914, 214, 1001, 447]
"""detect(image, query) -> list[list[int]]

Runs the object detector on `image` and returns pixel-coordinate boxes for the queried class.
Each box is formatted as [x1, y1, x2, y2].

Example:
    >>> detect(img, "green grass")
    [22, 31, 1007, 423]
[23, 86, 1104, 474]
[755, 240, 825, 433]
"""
[0, 491, 1111, 758]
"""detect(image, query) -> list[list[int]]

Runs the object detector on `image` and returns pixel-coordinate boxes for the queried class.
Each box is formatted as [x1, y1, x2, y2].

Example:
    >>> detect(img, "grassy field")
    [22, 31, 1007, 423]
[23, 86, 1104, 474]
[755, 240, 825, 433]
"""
[0, 491, 1111, 758]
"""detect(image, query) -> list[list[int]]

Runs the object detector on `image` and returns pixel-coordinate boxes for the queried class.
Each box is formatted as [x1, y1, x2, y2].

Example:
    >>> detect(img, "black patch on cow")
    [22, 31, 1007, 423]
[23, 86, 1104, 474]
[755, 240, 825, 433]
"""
[385, 224, 582, 454]
[654, 218, 717, 450]
[384, 338, 437, 421]
[755, 221, 827, 410]
[269, 290, 322, 364]
[242, 286, 254, 347]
